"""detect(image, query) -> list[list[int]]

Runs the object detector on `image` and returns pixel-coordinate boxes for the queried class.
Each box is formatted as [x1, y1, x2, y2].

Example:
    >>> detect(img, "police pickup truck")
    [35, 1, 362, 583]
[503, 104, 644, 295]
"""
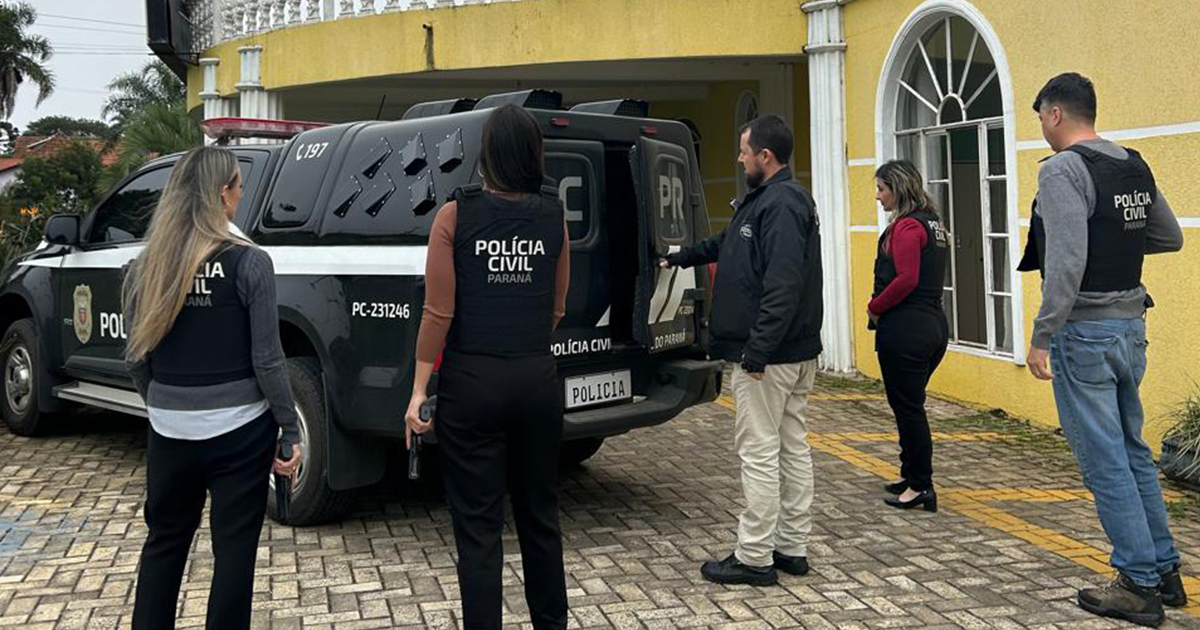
[0, 91, 722, 525]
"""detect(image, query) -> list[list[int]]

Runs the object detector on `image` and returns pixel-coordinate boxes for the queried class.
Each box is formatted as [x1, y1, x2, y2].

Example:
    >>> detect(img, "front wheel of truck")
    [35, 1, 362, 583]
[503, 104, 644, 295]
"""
[267, 357, 354, 526]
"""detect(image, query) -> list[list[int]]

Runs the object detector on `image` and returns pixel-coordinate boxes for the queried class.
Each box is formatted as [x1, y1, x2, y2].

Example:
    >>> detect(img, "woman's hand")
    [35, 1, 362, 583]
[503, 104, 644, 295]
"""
[867, 306, 880, 326]
[272, 443, 302, 483]
[405, 391, 432, 449]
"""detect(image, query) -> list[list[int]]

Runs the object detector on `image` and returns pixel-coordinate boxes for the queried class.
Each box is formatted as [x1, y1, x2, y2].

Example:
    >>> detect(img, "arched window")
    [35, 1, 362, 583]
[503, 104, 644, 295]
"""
[886, 10, 1015, 356]
[735, 90, 759, 201]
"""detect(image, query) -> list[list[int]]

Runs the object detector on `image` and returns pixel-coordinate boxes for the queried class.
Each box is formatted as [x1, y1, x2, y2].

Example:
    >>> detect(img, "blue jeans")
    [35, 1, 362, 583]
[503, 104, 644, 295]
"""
[1050, 318, 1180, 587]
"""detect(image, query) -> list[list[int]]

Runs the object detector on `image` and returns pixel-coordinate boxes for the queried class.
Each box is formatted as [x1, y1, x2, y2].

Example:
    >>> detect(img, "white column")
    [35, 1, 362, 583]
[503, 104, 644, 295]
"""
[286, 0, 300, 23]
[237, 45, 283, 143]
[803, 0, 854, 373]
[305, 0, 321, 21]
[201, 58, 242, 144]
[339, 0, 354, 18]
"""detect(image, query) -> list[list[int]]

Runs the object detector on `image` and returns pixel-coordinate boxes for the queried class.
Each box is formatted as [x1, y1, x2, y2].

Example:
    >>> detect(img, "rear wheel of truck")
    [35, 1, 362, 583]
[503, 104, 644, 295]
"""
[2, 319, 55, 436]
[267, 357, 354, 526]
[560, 437, 605, 467]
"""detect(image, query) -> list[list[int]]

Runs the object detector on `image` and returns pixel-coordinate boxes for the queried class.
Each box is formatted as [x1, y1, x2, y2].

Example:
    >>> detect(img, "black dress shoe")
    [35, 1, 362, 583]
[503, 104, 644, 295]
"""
[1159, 564, 1188, 608]
[884, 479, 908, 495]
[884, 488, 937, 512]
[700, 553, 778, 586]
[772, 551, 810, 576]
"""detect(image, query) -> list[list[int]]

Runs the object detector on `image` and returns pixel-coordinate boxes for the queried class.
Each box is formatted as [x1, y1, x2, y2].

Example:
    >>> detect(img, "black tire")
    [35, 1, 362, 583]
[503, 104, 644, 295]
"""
[2, 319, 52, 436]
[560, 437, 605, 467]
[267, 357, 353, 526]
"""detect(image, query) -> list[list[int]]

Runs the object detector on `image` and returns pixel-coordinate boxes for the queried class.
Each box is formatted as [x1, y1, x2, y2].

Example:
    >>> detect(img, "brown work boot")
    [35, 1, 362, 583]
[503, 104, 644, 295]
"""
[1077, 573, 1164, 628]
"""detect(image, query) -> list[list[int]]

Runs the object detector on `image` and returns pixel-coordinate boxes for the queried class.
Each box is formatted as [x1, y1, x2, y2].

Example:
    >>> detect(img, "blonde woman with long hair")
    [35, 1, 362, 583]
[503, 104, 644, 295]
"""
[122, 146, 301, 630]
[867, 159, 949, 513]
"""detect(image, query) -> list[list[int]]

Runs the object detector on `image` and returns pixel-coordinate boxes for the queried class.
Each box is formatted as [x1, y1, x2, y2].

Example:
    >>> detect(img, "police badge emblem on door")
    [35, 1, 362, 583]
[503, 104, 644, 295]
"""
[73, 285, 93, 345]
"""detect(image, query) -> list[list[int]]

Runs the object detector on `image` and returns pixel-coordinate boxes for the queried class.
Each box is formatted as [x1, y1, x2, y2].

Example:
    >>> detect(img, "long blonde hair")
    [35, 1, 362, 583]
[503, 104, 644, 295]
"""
[875, 159, 939, 223]
[123, 146, 249, 361]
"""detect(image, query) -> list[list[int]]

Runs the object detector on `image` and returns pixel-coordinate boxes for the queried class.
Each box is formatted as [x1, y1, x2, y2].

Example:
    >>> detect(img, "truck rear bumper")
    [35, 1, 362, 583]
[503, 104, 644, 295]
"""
[562, 358, 723, 440]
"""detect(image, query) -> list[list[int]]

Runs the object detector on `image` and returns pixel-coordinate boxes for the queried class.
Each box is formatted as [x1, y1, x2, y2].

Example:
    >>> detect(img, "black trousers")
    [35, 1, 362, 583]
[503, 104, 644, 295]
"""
[435, 350, 568, 630]
[875, 307, 949, 492]
[132, 413, 277, 630]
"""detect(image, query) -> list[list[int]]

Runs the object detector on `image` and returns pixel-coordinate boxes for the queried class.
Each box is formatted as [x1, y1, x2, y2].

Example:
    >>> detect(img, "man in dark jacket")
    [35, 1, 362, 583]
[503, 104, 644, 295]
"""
[663, 115, 823, 586]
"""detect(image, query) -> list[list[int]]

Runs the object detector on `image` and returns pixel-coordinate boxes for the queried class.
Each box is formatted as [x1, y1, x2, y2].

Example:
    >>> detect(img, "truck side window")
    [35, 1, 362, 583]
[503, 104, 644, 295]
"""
[546, 153, 597, 243]
[88, 166, 174, 244]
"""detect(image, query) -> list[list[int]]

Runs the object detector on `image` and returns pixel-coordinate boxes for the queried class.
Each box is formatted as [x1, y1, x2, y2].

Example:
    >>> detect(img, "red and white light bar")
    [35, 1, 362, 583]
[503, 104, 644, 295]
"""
[201, 117, 328, 141]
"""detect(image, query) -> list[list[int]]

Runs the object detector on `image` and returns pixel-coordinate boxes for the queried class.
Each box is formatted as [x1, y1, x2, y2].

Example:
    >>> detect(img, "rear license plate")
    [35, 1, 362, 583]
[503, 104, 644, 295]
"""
[565, 370, 632, 410]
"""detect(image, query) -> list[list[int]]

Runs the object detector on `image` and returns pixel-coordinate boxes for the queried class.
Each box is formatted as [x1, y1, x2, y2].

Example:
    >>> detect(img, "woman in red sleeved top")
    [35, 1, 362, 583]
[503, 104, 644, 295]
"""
[868, 160, 950, 513]
[403, 104, 571, 630]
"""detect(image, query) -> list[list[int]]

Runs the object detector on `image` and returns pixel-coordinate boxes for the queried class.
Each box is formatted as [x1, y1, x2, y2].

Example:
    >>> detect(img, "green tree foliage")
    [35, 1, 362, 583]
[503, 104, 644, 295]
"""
[0, 2, 53, 121]
[103, 60, 186, 130]
[25, 116, 115, 140]
[103, 101, 202, 189]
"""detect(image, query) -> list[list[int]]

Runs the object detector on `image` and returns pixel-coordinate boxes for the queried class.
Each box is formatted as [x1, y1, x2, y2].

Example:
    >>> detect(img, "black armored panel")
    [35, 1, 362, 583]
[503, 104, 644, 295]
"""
[437, 128, 465, 173]
[409, 170, 437, 216]
[401, 132, 428, 176]
[474, 89, 563, 111]
[402, 98, 478, 121]
[569, 99, 650, 118]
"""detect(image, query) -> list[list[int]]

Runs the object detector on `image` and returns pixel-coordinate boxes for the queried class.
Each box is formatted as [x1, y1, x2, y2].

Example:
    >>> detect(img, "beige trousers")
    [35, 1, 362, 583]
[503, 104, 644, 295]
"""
[732, 360, 817, 567]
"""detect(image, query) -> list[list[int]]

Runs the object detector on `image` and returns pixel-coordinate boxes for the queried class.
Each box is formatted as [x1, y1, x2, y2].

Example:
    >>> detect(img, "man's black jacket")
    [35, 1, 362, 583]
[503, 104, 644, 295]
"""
[668, 167, 823, 370]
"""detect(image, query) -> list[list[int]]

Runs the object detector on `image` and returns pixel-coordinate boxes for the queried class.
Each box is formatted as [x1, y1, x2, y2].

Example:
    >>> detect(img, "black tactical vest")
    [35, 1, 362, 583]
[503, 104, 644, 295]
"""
[1017, 145, 1155, 292]
[872, 209, 949, 312]
[445, 184, 565, 356]
[150, 244, 255, 387]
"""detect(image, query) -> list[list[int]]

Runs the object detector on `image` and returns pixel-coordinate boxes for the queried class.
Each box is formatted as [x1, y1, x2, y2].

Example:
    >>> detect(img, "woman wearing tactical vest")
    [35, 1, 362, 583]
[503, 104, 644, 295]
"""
[122, 146, 302, 630]
[405, 104, 571, 630]
[867, 160, 949, 513]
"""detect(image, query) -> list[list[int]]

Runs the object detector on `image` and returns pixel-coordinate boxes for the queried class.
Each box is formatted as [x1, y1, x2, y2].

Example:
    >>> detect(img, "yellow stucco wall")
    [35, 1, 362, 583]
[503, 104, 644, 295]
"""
[844, 0, 1200, 448]
[189, 0, 808, 110]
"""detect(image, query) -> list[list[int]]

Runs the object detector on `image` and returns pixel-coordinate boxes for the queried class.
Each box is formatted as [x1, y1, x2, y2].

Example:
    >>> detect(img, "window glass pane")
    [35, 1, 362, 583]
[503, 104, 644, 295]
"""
[925, 134, 948, 182]
[967, 75, 1002, 120]
[897, 133, 919, 163]
[987, 127, 1005, 175]
[990, 237, 1010, 293]
[88, 166, 173, 244]
[921, 19, 950, 103]
[899, 45, 940, 131]
[546, 153, 594, 242]
[959, 30, 995, 103]
[929, 182, 950, 230]
[993, 295, 1013, 353]
[948, 16, 976, 93]
[989, 180, 1007, 233]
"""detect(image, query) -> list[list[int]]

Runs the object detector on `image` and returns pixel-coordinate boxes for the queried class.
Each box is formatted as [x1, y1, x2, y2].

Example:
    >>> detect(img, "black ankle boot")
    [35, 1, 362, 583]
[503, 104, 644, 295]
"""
[1159, 565, 1187, 608]
[884, 488, 937, 512]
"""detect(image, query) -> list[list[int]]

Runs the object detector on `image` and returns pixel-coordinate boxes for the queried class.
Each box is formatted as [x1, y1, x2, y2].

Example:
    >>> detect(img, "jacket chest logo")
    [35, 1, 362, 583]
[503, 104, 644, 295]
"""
[739, 224, 753, 240]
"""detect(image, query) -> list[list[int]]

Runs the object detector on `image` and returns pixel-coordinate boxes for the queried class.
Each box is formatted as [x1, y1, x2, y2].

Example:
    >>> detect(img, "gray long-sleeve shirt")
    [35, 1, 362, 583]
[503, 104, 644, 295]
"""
[1031, 139, 1184, 349]
[126, 244, 299, 443]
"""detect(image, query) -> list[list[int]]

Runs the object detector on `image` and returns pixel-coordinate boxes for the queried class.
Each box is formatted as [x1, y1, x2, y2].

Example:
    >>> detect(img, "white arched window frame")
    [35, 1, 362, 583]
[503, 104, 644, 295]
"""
[874, 0, 1025, 365]
[735, 90, 760, 202]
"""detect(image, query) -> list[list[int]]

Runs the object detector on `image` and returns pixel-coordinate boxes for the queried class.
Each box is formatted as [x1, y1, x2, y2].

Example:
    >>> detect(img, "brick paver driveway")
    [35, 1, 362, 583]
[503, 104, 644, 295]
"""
[2, 374, 1199, 629]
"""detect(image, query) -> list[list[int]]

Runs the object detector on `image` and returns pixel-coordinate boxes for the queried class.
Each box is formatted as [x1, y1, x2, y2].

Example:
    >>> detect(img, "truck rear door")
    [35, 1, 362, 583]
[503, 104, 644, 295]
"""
[629, 137, 701, 353]
[544, 139, 615, 360]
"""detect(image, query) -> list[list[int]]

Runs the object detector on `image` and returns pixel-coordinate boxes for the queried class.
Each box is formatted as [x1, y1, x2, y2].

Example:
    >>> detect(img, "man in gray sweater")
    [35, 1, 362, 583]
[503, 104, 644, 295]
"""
[1019, 72, 1184, 628]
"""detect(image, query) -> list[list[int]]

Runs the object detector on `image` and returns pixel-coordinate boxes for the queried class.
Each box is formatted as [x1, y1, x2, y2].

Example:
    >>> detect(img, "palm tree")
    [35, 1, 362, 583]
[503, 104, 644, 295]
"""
[103, 60, 186, 131]
[0, 2, 54, 121]
[103, 101, 202, 189]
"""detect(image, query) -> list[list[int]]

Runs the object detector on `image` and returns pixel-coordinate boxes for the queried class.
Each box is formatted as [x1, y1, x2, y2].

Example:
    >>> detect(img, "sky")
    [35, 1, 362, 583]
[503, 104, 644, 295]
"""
[11, 0, 151, 130]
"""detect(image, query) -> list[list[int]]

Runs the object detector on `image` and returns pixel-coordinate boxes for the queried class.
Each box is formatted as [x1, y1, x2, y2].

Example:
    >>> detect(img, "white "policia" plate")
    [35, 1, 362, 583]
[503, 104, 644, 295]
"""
[565, 370, 632, 410]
